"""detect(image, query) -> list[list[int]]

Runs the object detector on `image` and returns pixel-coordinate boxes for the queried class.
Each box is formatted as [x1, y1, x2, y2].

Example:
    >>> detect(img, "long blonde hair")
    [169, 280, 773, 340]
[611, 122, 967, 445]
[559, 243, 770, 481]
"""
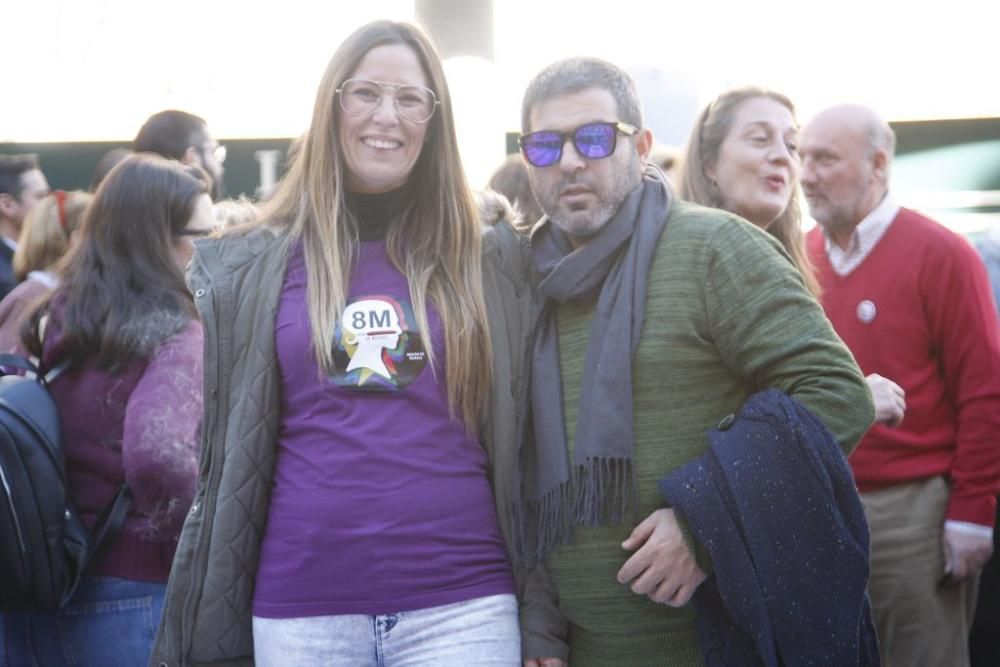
[14, 190, 91, 281]
[679, 87, 820, 297]
[251, 20, 490, 430]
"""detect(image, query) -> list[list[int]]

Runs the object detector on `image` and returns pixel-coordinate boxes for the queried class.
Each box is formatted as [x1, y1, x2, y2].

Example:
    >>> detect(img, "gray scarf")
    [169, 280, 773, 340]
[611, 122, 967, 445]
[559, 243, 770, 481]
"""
[514, 169, 672, 566]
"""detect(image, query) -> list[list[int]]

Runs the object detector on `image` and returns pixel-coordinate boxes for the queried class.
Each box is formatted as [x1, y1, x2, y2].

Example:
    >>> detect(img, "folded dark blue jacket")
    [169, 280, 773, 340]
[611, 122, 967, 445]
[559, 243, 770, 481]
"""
[659, 389, 880, 666]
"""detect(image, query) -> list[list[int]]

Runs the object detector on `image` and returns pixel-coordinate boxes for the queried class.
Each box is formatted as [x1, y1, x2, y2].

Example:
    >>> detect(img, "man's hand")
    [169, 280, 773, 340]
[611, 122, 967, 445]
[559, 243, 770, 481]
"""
[942, 523, 994, 583]
[617, 508, 706, 607]
[866, 373, 906, 427]
[524, 659, 568, 667]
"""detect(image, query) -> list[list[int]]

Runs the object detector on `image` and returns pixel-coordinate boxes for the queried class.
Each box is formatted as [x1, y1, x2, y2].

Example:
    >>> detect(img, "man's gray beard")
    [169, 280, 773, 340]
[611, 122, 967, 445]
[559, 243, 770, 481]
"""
[816, 214, 854, 239]
[548, 160, 641, 241]
[550, 198, 619, 241]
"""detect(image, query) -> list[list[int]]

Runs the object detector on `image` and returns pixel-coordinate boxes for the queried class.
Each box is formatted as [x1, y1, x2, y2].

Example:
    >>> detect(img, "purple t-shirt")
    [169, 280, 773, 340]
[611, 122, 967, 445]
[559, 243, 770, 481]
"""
[252, 241, 513, 617]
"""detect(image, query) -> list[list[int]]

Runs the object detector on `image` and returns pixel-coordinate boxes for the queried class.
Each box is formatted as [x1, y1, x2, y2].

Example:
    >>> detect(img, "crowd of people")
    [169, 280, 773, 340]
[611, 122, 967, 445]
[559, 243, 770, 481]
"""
[0, 17, 998, 667]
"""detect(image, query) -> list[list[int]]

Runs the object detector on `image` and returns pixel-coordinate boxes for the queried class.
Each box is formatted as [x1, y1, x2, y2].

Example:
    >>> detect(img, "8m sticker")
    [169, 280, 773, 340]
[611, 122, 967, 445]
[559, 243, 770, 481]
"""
[331, 296, 427, 391]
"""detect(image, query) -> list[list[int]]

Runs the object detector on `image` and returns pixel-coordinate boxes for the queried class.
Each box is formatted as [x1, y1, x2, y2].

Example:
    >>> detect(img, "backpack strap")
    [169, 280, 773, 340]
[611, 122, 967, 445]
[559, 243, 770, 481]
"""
[84, 483, 133, 572]
[0, 352, 41, 377]
[0, 353, 72, 386]
[42, 359, 73, 385]
[36, 357, 126, 560]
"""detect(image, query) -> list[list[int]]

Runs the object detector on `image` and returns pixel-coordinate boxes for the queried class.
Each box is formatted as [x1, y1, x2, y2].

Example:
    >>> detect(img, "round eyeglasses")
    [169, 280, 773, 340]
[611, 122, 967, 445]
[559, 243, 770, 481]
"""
[336, 78, 439, 124]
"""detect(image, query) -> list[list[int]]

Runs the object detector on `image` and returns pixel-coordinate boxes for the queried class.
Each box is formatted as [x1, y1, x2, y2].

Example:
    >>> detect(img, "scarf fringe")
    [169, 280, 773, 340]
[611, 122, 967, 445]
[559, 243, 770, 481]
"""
[509, 457, 637, 568]
[571, 457, 636, 527]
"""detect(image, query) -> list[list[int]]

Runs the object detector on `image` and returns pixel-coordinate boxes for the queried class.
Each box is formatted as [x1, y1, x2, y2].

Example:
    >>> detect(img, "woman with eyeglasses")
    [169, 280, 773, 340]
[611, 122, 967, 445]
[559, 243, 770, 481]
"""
[0, 189, 91, 352]
[0, 154, 213, 666]
[151, 20, 529, 667]
[678, 86, 906, 428]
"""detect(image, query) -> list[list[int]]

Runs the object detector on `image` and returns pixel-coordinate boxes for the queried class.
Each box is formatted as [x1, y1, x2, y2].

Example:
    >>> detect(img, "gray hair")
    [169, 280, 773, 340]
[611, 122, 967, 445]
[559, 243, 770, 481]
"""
[868, 119, 897, 159]
[521, 57, 643, 133]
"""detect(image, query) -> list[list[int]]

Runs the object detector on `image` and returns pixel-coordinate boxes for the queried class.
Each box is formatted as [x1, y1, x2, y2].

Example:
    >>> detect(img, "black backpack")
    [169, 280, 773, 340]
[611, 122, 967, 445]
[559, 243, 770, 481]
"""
[0, 352, 132, 611]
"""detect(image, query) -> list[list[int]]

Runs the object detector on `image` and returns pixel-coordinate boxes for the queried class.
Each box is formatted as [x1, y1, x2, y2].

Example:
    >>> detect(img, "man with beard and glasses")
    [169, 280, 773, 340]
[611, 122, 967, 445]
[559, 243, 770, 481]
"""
[134, 109, 226, 201]
[511, 57, 877, 667]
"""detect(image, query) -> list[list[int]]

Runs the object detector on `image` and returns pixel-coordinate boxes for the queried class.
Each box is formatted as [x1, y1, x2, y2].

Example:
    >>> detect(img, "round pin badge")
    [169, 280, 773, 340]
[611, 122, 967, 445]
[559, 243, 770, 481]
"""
[856, 299, 877, 324]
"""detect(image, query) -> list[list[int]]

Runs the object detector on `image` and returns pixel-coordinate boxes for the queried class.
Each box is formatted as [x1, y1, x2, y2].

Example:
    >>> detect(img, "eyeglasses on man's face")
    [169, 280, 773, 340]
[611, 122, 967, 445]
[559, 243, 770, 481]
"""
[518, 121, 639, 168]
[336, 78, 439, 124]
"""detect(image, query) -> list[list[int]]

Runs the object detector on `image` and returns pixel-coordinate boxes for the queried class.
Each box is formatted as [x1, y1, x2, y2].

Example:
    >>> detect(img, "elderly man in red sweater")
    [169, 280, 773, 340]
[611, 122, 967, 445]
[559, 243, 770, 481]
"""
[802, 103, 1000, 667]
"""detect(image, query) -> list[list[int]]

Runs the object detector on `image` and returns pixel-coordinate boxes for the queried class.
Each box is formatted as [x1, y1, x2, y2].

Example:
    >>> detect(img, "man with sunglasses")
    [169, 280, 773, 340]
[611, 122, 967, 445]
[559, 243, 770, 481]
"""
[134, 110, 226, 201]
[513, 58, 876, 666]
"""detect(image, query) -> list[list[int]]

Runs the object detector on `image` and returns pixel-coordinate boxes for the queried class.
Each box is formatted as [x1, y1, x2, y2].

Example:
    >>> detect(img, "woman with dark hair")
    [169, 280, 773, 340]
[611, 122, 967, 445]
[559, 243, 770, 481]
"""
[679, 86, 906, 427]
[152, 19, 529, 667]
[0, 153, 212, 666]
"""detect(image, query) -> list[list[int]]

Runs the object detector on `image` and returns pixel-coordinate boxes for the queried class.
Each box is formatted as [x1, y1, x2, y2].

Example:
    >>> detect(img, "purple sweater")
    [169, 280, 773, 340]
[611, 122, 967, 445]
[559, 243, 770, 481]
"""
[44, 318, 203, 582]
[252, 241, 513, 617]
[0, 277, 51, 354]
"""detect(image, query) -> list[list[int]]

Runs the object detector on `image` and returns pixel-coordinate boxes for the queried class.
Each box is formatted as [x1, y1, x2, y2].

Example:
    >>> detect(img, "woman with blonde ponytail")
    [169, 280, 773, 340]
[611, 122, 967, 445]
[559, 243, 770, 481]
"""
[152, 20, 530, 667]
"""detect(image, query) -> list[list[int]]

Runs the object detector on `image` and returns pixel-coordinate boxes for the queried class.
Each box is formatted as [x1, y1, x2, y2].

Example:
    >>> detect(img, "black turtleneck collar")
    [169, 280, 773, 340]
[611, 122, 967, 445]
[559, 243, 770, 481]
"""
[345, 184, 413, 242]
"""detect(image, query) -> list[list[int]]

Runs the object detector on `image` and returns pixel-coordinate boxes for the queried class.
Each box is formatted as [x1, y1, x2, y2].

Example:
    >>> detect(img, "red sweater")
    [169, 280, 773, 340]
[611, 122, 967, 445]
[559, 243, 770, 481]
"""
[807, 208, 1000, 527]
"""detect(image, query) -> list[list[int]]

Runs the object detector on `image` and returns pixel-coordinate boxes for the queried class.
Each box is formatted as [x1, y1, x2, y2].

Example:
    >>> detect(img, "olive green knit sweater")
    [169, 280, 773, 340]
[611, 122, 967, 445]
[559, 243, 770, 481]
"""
[523, 200, 874, 666]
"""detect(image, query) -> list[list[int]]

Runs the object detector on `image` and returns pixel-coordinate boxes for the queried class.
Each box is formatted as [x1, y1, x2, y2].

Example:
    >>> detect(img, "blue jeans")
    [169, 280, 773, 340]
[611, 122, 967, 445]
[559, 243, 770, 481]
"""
[253, 593, 520, 666]
[0, 576, 166, 667]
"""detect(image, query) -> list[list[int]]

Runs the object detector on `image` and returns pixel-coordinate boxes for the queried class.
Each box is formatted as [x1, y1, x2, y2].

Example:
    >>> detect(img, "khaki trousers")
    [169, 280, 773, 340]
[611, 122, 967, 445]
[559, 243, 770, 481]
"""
[862, 476, 978, 667]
